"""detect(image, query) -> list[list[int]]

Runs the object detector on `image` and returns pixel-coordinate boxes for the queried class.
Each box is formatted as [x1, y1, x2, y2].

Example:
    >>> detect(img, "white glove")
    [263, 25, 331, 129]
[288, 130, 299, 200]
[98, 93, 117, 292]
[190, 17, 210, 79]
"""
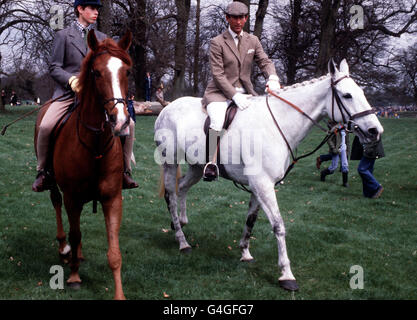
[265, 74, 281, 93]
[68, 76, 80, 93]
[232, 92, 251, 110]
[339, 143, 347, 153]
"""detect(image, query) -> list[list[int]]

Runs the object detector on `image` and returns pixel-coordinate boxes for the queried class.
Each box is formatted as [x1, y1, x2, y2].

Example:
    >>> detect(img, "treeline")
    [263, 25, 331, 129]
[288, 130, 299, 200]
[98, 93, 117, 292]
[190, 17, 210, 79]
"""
[0, 0, 416, 112]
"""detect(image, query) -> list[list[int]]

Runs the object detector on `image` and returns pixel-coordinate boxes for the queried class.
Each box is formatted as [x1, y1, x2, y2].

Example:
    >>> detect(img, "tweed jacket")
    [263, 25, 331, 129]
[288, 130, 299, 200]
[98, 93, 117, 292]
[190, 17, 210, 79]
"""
[202, 30, 277, 107]
[49, 23, 107, 100]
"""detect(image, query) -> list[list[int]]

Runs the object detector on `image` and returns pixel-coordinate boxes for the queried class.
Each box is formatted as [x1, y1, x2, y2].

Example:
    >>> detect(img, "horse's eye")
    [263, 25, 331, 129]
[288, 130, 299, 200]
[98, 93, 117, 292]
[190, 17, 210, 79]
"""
[343, 93, 352, 99]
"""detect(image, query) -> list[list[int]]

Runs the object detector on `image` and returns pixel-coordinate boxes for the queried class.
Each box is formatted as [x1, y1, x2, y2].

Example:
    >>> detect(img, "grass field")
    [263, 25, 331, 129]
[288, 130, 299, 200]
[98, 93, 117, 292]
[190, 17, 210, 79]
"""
[0, 104, 416, 300]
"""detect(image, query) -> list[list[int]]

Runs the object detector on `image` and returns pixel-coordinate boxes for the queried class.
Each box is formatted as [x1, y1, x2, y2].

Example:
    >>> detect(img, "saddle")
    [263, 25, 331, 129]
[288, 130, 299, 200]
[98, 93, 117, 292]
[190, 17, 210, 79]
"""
[203, 103, 238, 180]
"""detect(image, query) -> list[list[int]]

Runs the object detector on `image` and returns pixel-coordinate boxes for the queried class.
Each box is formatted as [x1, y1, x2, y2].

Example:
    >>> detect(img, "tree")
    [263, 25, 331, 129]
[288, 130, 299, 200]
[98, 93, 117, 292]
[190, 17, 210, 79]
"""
[172, 0, 191, 98]
[192, 0, 201, 95]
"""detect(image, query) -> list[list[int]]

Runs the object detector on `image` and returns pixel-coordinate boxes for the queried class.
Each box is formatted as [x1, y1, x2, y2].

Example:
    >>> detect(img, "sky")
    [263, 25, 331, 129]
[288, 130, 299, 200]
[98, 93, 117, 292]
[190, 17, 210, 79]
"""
[1, 0, 416, 74]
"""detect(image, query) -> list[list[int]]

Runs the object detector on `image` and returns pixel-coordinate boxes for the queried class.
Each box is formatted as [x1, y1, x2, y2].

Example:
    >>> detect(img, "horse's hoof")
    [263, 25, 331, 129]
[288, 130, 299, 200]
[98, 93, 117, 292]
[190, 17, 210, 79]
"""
[279, 280, 299, 291]
[67, 282, 81, 290]
[240, 258, 255, 263]
[180, 247, 192, 254]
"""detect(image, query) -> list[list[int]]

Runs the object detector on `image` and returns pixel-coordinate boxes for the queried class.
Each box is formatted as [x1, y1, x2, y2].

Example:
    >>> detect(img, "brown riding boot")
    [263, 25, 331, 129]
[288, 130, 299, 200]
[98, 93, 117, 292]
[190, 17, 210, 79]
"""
[123, 171, 138, 189]
[32, 170, 52, 192]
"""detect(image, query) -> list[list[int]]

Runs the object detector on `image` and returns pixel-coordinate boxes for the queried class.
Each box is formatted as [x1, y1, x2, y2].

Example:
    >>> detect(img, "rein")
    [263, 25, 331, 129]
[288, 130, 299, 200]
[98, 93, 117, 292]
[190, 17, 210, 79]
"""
[265, 90, 336, 186]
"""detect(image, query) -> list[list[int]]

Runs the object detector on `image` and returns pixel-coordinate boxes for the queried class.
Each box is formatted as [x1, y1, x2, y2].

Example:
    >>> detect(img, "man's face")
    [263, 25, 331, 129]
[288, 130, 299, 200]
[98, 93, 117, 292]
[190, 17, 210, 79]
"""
[78, 5, 99, 26]
[226, 14, 248, 34]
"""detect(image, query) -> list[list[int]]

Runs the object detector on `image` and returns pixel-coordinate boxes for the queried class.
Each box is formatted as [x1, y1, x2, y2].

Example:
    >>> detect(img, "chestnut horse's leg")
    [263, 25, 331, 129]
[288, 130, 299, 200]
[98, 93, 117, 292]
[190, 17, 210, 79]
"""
[63, 195, 83, 288]
[102, 195, 126, 300]
[50, 185, 71, 263]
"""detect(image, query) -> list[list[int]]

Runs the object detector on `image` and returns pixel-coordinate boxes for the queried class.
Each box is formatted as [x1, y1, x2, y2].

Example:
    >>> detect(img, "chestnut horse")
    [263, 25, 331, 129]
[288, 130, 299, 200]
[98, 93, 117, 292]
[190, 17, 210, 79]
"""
[34, 30, 133, 300]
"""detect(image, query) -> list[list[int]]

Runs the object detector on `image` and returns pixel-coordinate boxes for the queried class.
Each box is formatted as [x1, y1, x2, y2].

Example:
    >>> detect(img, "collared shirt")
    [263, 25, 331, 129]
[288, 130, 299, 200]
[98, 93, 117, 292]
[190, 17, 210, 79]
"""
[74, 20, 93, 38]
[228, 26, 243, 48]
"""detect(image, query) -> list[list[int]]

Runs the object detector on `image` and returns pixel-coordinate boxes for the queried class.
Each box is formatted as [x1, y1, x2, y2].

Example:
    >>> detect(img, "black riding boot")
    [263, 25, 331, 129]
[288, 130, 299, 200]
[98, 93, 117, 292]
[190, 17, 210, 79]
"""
[320, 168, 332, 182]
[342, 172, 349, 187]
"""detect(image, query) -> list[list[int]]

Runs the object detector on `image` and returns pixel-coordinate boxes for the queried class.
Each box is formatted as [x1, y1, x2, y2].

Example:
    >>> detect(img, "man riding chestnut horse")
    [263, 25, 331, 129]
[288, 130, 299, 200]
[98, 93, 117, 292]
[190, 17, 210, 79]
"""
[33, 0, 138, 192]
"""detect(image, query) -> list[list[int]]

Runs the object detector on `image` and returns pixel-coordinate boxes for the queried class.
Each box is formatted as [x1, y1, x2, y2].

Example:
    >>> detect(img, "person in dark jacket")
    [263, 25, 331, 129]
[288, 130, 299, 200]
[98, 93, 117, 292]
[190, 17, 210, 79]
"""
[32, 0, 138, 192]
[144, 72, 152, 101]
[350, 135, 385, 198]
[10, 91, 18, 106]
[1, 89, 6, 106]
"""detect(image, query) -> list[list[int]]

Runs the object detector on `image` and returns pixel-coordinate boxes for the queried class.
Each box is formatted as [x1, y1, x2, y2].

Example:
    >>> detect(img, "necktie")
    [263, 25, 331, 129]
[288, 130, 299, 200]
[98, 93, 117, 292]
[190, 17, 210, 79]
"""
[235, 34, 244, 88]
[82, 28, 88, 46]
[237, 34, 242, 53]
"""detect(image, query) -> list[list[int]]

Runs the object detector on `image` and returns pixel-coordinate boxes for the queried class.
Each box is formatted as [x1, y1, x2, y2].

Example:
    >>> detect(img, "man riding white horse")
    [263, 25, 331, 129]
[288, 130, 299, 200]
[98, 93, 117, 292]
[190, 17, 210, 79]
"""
[201, 1, 280, 181]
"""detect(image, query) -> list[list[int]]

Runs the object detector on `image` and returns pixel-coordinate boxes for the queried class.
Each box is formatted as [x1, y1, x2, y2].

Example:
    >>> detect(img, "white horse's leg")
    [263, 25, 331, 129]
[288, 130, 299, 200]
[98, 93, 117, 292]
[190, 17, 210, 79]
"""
[178, 165, 203, 226]
[163, 164, 192, 253]
[249, 178, 299, 291]
[239, 194, 260, 262]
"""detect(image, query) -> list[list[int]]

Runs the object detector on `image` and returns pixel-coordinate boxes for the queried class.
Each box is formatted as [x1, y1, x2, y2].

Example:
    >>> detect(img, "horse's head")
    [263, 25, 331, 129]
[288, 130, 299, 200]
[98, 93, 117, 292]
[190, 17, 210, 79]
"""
[86, 30, 133, 136]
[327, 59, 384, 144]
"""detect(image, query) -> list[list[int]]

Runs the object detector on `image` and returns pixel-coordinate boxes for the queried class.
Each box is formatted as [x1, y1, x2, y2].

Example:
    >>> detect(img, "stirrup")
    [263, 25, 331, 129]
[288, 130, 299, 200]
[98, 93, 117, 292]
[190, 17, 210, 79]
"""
[203, 162, 219, 181]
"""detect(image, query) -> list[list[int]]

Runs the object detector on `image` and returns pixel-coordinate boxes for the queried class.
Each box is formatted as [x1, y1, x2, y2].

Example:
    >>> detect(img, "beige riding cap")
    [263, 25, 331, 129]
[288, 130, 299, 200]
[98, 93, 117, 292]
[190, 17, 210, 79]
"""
[226, 2, 249, 16]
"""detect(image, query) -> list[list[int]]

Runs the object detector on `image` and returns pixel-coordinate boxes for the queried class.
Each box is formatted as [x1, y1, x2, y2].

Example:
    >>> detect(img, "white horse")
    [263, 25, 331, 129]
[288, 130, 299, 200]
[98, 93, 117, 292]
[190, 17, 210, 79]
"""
[154, 59, 383, 291]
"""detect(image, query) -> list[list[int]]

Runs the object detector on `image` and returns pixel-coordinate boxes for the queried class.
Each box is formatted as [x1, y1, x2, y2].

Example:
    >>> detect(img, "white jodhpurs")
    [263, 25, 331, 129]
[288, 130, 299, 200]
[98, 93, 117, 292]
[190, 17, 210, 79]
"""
[207, 88, 246, 131]
[206, 101, 231, 131]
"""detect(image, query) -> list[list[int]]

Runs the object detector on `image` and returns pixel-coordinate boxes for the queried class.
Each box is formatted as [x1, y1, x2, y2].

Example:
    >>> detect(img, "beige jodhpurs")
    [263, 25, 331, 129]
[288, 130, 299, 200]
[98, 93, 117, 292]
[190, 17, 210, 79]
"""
[36, 98, 135, 172]
[36, 98, 74, 171]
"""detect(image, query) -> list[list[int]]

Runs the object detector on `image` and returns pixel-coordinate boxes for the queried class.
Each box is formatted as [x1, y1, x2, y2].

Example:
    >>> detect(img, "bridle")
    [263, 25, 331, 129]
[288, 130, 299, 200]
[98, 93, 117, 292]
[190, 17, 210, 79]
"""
[262, 74, 376, 186]
[331, 75, 375, 133]
[77, 50, 131, 159]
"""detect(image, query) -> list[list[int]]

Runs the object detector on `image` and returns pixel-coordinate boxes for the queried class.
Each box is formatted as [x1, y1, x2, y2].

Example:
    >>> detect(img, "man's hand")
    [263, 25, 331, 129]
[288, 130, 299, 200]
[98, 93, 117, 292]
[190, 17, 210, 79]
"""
[232, 92, 251, 110]
[265, 75, 281, 93]
[68, 76, 80, 93]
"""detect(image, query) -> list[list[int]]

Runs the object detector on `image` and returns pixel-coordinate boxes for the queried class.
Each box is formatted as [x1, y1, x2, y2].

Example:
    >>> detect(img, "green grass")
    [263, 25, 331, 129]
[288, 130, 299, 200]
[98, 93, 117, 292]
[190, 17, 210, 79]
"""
[0, 104, 416, 300]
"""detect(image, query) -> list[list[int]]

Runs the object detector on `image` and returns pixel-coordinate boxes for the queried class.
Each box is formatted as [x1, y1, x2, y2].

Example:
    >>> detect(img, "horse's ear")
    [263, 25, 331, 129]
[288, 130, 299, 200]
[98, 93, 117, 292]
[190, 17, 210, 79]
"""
[339, 59, 350, 75]
[328, 58, 338, 75]
[118, 30, 132, 51]
[87, 30, 99, 52]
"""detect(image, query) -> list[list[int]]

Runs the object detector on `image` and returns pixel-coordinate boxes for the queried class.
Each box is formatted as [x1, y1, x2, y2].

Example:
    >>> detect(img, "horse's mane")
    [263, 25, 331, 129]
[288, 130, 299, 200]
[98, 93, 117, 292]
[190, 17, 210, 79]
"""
[78, 38, 132, 102]
[276, 74, 330, 93]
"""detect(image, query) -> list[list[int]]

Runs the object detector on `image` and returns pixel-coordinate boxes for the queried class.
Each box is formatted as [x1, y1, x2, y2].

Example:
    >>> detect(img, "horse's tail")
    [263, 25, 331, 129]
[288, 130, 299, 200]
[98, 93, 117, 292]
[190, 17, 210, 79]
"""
[158, 165, 182, 198]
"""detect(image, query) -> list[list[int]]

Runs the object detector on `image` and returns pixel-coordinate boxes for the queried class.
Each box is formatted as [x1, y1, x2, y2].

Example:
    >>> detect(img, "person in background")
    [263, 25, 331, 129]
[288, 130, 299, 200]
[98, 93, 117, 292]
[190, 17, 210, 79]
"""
[155, 83, 169, 107]
[1, 89, 6, 106]
[144, 72, 152, 102]
[10, 91, 18, 106]
[350, 135, 385, 198]
[317, 121, 350, 187]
